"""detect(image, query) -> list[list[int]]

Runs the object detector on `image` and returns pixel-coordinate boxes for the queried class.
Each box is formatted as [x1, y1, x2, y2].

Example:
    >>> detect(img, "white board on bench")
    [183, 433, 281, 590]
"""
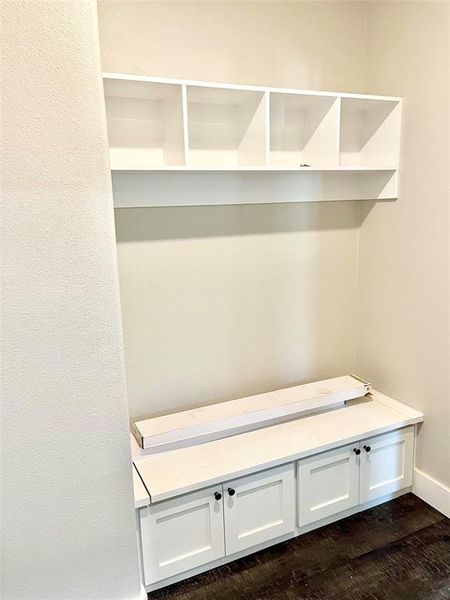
[132, 375, 370, 453]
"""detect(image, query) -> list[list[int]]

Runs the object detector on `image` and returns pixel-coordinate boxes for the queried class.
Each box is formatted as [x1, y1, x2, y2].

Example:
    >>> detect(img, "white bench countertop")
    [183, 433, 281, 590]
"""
[133, 390, 423, 505]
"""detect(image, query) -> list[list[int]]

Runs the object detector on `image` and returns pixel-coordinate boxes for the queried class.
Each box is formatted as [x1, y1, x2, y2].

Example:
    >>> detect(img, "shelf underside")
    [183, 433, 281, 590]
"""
[112, 169, 398, 207]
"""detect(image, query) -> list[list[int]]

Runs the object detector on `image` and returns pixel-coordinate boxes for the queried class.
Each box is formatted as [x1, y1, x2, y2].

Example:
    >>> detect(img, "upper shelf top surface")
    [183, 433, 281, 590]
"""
[103, 72, 402, 103]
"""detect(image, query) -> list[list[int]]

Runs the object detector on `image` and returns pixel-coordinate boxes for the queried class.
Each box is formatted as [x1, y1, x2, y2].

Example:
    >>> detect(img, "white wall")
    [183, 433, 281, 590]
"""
[358, 2, 450, 488]
[98, 1, 365, 418]
[98, 0, 449, 493]
[1, 2, 144, 598]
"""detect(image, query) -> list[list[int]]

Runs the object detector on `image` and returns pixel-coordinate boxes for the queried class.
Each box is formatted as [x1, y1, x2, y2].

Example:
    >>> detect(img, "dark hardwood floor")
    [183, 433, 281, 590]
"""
[148, 494, 450, 600]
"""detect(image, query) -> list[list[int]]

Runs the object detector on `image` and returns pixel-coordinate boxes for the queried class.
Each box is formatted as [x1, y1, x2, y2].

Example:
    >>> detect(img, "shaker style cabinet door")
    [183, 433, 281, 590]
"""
[297, 444, 360, 526]
[359, 426, 414, 503]
[224, 463, 295, 555]
[139, 485, 225, 584]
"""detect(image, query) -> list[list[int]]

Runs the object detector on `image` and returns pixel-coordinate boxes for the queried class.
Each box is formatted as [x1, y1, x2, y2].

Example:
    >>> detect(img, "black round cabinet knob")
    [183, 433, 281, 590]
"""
[214, 492, 222, 501]
[228, 487, 236, 496]
[364, 445, 372, 452]
[353, 448, 361, 455]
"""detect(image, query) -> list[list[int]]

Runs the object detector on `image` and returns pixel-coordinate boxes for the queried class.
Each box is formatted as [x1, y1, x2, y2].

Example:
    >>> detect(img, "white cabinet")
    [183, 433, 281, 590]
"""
[360, 427, 414, 503]
[139, 485, 225, 584]
[140, 464, 296, 584]
[224, 463, 295, 554]
[297, 426, 415, 527]
[297, 444, 360, 526]
[139, 427, 416, 585]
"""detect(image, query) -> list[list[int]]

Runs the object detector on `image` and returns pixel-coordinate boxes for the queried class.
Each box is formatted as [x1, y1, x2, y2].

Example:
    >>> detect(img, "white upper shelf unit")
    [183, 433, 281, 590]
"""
[103, 73, 402, 172]
[103, 73, 402, 204]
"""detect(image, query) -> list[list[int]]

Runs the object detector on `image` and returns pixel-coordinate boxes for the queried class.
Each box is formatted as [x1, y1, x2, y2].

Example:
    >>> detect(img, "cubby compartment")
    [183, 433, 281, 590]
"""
[339, 97, 401, 168]
[269, 93, 339, 168]
[104, 78, 185, 169]
[186, 86, 267, 167]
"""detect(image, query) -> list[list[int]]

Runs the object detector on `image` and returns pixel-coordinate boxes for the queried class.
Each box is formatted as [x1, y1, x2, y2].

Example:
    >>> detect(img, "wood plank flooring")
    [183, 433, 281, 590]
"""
[148, 494, 450, 600]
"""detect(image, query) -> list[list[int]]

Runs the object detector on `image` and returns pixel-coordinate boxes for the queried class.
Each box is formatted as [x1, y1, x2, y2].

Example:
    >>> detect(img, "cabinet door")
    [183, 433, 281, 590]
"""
[139, 485, 225, 584]
[224, 463, 295, 555]
[297, 444, 360, 526]
[360, 426, 414, 503]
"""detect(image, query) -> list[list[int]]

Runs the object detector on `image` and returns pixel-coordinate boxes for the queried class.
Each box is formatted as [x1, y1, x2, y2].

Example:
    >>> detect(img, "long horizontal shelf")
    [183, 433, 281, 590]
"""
[132, 375, 371, 452]
[133, 390, 423, 504]
[113, 166, 397, 172]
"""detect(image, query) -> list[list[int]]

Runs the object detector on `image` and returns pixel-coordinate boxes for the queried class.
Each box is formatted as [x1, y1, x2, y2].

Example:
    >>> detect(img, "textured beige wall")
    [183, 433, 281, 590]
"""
[98, 1, 366, 92]
[2, 1, 143, 598]
[358, 2, 449, 486]
[98, 1, 364, 418]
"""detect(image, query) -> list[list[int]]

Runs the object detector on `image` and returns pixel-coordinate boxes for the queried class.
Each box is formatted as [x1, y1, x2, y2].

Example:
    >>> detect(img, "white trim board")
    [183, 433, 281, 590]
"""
[132, 375, 371, 452]
[413, 468, 450, 518]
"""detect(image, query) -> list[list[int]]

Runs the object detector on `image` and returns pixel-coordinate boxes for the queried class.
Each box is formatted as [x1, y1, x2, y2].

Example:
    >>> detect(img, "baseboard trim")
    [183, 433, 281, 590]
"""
[126, 583, 147, 600]
[413, 468, 450, 518]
